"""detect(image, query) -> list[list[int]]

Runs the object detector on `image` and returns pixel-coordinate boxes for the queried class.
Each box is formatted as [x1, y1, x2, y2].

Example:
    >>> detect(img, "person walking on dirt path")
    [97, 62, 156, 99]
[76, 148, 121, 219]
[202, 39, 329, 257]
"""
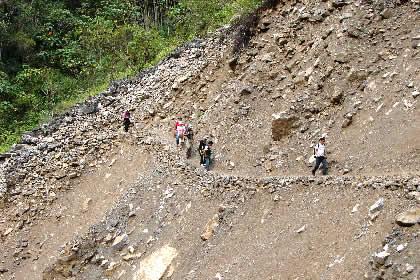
[198, 136, 208, 166]
[176, 121, 185, 148]
[312, 137, 327, 175]
[174, 117, 182, 144]
[123, 110, 131, 132]
[185, 125, 194, 158]
[204, 141, 213, 171]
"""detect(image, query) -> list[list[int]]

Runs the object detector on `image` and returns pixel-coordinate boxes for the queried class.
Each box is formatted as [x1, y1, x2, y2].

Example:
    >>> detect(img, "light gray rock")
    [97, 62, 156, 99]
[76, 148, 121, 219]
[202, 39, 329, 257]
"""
[112, 233, 128, 250]
[380, 9, 393, 19]
[374, 250, 390, 266]
[341, 118, 352, 128]
[369, 198, 384, 220]
[396, 207, 420, 226]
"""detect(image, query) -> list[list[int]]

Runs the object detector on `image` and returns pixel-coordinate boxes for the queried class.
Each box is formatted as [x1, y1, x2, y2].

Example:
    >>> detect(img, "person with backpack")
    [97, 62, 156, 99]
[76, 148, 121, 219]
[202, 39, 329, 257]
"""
[312, 137, 327, 175]
[198, 136, 208, 166]
[184, 125, 194, 158]
[204, 141, 213, 171]
[123, 110, 131, 132]
[176, 121, 185, 147]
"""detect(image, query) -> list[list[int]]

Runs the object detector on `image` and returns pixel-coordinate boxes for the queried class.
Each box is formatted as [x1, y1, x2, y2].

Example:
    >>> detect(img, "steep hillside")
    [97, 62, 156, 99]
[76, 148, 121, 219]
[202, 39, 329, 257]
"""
[172, 0, 420, 178]
[0, 0, 419, 280]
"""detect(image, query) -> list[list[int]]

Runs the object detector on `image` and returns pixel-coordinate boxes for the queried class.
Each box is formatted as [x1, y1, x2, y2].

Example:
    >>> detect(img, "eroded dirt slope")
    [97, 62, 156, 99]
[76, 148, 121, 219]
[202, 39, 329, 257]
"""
[0, 0, 419, 280]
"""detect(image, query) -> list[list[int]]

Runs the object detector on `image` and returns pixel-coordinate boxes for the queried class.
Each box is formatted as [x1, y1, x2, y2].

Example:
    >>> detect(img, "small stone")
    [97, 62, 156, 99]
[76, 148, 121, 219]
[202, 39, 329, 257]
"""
[370, 198, 384, 213]
[396, 207, 420, 227]
[352, 204, 359, 213]
[239, 87, 254, 96]
[396, 243, 407, 252]
[334, 52, 349, 63]
[172, 82, 180, 91]
[369, 198, 384, 221]
[406, 264, 414, 273]
[331, 91, 344, 104]
[407, 191, 420, 201]
[3, 228, 13, 236]
[128, 246, 135, 254]
[228, 57, 238, 70]
[0, 267, 9, 273]
[82, 198, 92, 212]
[105, 262, 120, 274]
[374, 251, 390, 266]
[122, 252, 142, 261]
[380, 9, 392, 19]
[68, 172, 78, 179]
[412, 90, 419, 98]
[104, 233, 113, 243]
[201, 214, 220, 241]
[331, 0, 348, 8]
[262, 53, 273, 62]
[342, 118, 352, 128]
[112, 233, 128, 250]
[296, 225, 306, 233]
[109, 219, 119, 227]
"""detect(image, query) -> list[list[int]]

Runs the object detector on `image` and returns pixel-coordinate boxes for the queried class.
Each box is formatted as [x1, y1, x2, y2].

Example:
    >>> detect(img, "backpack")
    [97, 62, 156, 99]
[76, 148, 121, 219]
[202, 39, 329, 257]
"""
[185, 127, 193, 139]
[199, 139, 206, 150]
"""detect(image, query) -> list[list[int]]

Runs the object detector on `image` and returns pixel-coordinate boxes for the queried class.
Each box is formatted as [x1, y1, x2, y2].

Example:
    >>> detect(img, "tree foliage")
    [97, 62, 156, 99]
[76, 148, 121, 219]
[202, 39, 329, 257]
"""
[0, 0, 263, 151]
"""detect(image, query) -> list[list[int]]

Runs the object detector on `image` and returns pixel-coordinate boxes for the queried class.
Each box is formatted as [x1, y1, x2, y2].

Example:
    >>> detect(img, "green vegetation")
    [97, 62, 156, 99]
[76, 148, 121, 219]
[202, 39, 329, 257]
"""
[0, 0, 263, 152]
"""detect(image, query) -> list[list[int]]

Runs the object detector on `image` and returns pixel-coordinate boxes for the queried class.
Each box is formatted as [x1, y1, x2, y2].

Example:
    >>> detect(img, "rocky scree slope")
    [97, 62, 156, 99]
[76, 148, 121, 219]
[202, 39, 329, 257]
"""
[0, 0, 419, 279]
[167, 0, 420, 178]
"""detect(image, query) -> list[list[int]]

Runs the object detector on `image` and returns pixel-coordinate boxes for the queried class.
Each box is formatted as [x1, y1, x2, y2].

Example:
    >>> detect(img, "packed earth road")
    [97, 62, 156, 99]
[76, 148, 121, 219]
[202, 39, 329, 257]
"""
[1, 0, 419, 279]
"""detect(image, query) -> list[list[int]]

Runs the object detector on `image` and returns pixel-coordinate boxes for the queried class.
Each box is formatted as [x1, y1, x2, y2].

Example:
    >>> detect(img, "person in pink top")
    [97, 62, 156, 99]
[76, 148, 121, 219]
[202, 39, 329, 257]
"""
[174, 117, 182, 140]
[176, 121, 185, 147]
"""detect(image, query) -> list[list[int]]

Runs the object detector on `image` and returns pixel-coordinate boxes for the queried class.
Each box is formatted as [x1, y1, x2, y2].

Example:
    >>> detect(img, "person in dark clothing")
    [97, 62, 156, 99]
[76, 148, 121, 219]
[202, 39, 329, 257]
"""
[123, 111, 131, 132]
[204, 141, 213, 171]
[185, 125, 194, 158]
[198, 136, 208, 165]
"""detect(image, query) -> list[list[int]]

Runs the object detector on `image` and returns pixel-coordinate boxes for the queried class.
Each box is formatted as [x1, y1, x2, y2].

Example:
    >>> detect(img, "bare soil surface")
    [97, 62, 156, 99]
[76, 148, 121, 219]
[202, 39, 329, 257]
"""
[6, 140, 151, 280]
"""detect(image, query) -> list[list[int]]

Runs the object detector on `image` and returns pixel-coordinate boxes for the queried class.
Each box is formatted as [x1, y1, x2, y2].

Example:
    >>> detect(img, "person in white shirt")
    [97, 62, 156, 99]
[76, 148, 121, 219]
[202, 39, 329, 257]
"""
[312, 137, 327, 175]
